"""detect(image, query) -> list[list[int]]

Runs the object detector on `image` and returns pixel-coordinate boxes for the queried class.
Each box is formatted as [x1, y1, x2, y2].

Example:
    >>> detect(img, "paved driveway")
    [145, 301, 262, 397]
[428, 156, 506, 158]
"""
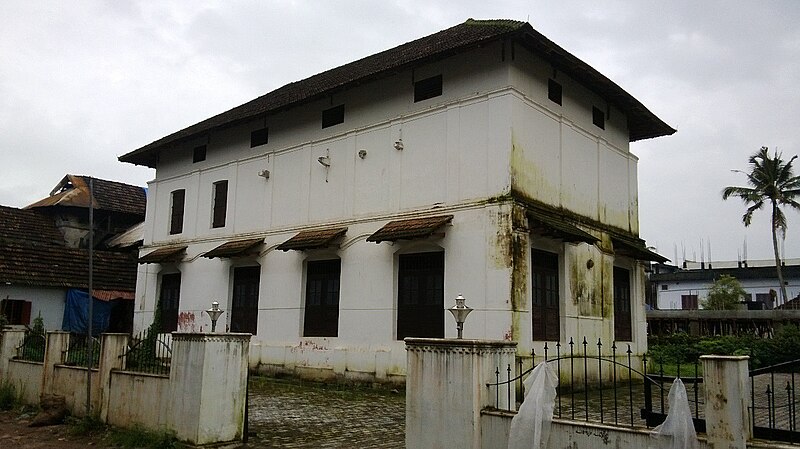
[244, 377, 405, 448]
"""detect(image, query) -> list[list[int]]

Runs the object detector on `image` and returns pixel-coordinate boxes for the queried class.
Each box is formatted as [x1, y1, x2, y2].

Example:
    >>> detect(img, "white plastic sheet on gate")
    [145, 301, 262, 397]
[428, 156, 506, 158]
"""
[649, 378, 700, 449]
[507, 361, 558, 449]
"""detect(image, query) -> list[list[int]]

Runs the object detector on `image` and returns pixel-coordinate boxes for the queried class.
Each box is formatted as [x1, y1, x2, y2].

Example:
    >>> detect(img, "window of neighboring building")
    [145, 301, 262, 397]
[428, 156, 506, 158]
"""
[159, 273, 181, 332]
[532, 249, 560, 341]
[397, 252, 444, 340]
[212, 181, 228, 228]
[230, 266, 260, 334]
[250, 128, 268, 147]
[756, 293, 773, 309]
[681, 294, 699, 310]
[592, 106, 605, 129]
[0, 299, 31, 326]
[169, 189, 185, 235]
[613, 267, 632, 341]
[661, 284, 668, 291]
[414, 75, 442, 102]
[548, 79, 562, 105]
[303, 259, 341, 337]
[322, 105, 345, 129]
[192, 145, 207, 163]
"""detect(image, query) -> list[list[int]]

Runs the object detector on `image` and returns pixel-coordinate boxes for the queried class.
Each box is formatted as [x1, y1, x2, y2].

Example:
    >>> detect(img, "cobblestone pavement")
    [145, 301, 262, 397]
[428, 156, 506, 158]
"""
[244, 377, 405, 448]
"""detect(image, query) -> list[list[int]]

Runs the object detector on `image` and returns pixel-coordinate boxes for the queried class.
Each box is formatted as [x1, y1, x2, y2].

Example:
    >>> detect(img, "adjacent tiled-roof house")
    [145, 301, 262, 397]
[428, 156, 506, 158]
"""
[0, 175, 145, 331]
[120, 19, 673, 383]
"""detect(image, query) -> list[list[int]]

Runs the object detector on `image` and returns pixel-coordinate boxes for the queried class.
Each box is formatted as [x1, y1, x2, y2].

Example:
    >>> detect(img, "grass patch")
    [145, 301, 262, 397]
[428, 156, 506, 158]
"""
[0, 380, 18, 410]
[107, 426, 183, 449]
[69, 416, 183, 449]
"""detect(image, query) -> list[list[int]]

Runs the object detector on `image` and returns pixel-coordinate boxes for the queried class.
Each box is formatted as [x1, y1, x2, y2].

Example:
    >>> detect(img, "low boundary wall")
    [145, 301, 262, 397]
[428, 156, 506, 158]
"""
[0, 329, 250, 447]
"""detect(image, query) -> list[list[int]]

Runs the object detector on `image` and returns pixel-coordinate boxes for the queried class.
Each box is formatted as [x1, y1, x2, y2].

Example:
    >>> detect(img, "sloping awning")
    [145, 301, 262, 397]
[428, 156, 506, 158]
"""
[276, 227, 347, 251]
[202, 238, 264, 258]
[527, 210, 599, 244]
[138, 246, 187, 264]
[612, 236, 668, 263]
[366, 215, 453, 243]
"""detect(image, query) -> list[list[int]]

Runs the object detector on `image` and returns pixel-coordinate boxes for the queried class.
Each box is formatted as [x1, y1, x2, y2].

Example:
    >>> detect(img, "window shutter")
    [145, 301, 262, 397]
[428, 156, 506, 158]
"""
[21, 301, 32, 326]
[212, 181, 228, 228]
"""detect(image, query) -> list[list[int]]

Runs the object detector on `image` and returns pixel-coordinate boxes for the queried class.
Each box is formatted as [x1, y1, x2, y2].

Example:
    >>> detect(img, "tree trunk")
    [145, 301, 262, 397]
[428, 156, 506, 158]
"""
[772, 203, 789, 307]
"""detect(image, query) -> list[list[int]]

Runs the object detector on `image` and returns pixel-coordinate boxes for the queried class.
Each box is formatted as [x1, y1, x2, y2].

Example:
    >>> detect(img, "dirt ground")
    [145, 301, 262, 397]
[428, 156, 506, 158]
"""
[0, 410, 109, 449]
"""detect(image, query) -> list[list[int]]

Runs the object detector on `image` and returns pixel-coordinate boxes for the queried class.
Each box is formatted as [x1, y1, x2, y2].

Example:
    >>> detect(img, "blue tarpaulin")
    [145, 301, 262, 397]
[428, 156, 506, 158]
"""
[61, 289, 112, 336]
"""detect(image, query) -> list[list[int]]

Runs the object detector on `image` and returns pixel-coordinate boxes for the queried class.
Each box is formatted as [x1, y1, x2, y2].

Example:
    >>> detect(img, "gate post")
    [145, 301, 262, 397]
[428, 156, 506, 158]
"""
[701, 355, 751, 448]
[167, 333, 251, 446]
[98, 333, 129, 422]
[41, 331, 69, 397]
[405, 338, 516, 449]
[0, 328, 26, 378]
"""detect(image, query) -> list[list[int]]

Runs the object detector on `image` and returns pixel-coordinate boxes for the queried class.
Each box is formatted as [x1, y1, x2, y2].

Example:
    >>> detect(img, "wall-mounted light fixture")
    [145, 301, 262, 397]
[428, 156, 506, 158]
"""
[358, 149, 367, 159]
[258, 169, 270, 180]
[394, 139, 404, 151]
[317, 149, 331, 182]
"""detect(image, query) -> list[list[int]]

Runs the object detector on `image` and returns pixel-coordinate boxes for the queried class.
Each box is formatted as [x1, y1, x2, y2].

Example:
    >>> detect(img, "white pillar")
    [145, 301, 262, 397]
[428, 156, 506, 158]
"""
[0, 329, 26, 379]
[167, 333, 250, 446]
[701, 355, 751, 448]
[98, 333, 129, 422]
[41, 331, 69, 397]
[405, 338, 517, 449]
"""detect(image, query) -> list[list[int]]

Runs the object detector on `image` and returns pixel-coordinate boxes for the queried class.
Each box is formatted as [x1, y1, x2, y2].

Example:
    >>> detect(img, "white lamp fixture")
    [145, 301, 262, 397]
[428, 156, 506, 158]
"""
[447, 294, 473, 339]
[206, 301, 224, 333]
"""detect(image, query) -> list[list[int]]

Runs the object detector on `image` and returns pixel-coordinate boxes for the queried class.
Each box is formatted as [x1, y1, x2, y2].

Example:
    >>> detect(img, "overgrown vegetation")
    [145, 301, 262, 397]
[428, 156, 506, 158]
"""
[69, 415, 183, 449]
[648, 324, 800, 371]
[0, 380, 19, 410]
[701, 275, 746, 310]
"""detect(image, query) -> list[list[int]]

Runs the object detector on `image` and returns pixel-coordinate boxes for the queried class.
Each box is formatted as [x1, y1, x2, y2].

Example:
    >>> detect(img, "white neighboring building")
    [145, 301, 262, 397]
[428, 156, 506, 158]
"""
[120, 19, 673, 383]
[650, 259, 800, 310]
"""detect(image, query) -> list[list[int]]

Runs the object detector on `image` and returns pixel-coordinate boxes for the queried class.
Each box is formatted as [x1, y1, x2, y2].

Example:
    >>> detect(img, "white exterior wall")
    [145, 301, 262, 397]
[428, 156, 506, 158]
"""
[0, 285, 65, 330]
[135, 42, 651, 381]
[656, 275, 800, 310]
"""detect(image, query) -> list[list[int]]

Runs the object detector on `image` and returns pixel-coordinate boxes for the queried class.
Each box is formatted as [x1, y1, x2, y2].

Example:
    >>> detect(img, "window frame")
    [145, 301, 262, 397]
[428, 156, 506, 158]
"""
[613, 266, 633, 341]
[592, 106, 605, 130]
[230, 265, 260, 334]
[303, 258, 342, 337]
[211, 180, 228, 229]
[250, 127, 268, 148]
[321, 104, 345, 129]
[414, 75, 443, 102]
[548, 79, 562, 105]
[169, 189, 185, 235]
[531, 249, 560, 341]
[0, 299, 31, 326]
[158, 272, 181, 333]
[396, 251, 445, 340]
[192, 145, 207, 163]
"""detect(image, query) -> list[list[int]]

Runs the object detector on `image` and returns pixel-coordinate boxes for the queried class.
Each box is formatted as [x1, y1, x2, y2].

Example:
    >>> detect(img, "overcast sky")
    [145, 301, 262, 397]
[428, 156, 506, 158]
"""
[1, 1, 799, 263]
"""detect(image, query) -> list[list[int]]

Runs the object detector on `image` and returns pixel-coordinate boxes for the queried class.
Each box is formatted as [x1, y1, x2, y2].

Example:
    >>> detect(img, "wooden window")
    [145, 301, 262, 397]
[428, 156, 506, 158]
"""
[212, 181, 228, 228]
[592, 106, 605, 129]
[0, 299, 31, 326]
[397, 252, 444, 340]
[159, 273, 181, 332]
[661, 284, 668, 291]
[169, 189, 185, 235]
[250, 128, 268, 147]
[681, 294, 698, 310]
[532, 250, 560, 341]
[414, 75, 442, 102]
[614, 267, 632, 341]
[548, 79, 562, 105]
[303, 259, 341, 337]
[192, 145, 206, 163]
[230, 266, 260, 334]
[322, 105, 344, 129]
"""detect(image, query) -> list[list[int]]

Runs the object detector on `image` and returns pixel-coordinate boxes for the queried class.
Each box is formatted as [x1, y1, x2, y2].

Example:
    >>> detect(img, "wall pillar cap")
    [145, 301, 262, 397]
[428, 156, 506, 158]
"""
[699, 355, 750, 361]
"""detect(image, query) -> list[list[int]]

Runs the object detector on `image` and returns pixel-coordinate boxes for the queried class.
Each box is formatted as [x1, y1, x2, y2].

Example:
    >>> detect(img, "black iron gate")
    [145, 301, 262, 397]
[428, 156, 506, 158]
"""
[750, 359, 800, 443]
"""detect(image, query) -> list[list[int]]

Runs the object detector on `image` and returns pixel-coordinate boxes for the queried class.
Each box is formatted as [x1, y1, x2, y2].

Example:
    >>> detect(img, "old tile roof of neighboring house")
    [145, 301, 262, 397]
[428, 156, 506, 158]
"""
[120, 19, 675, 168]
[650, 264, 800, 282]
[0, 205, 137, 291]
[26, 174, 146, 217]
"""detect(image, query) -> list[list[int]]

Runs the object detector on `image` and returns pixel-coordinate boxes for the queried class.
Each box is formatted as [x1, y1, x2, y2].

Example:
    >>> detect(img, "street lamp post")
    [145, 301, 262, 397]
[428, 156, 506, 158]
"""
[447, 294, 473, 339]
[206, 301, 224, 333]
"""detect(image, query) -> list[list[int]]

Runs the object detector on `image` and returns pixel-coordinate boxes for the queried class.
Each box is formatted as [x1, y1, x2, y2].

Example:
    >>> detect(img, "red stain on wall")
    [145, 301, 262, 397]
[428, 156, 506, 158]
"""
[177, 312, 197, 332]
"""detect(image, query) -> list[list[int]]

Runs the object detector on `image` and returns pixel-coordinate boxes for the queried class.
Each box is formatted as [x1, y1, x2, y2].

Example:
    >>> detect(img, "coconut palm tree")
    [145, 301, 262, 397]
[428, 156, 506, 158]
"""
[723, 147, 800, 306]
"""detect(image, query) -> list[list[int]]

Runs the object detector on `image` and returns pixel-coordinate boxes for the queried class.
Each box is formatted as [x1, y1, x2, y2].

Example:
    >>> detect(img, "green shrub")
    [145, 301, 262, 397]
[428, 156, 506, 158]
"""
[108, 426, 183, 449]
[0, 380, 18, 410]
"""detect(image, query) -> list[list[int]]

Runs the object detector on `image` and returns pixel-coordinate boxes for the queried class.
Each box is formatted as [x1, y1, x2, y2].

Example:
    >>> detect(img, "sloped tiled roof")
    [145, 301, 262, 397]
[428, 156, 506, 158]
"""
[0, 205, 137, 291]
[26, 174, 146, 217]
[276, 228, 347, 251]
[203, 238, 264, 258]
[367, 215, 453, 243]
[138, 246, 187, 264]
[120, 19, 674, 168]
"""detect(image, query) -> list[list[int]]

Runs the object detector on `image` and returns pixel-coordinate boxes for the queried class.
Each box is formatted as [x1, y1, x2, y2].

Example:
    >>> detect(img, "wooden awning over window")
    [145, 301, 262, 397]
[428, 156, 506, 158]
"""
[612, 236, 668, 263]
[366, 215, 453, 244]
[527, 210, 599, 244]
[138, 246, 187, 264]
[276, 227, 347, 251]
[202, 238, 263, 259]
